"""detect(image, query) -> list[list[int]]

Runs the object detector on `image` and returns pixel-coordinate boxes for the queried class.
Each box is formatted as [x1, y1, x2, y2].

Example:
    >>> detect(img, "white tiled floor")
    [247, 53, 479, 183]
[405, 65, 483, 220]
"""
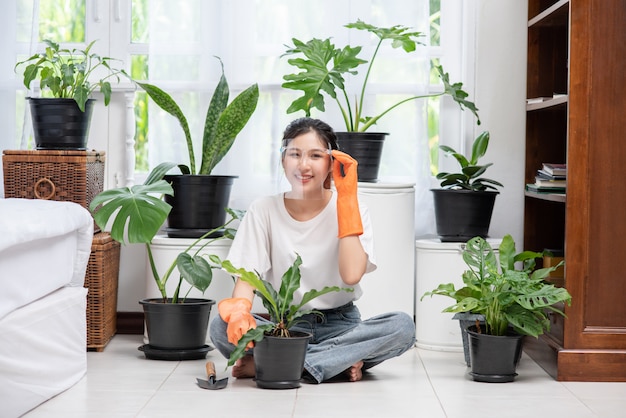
[23, 334, 626, 418]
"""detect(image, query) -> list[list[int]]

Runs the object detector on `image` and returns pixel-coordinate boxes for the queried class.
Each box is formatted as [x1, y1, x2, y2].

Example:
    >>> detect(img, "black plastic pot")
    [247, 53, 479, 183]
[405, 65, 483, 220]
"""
[29, 98, 94, 150]
[336, 132, 388, 182]
[466, 324, 524, 383]
[254, 331, 312, 389]
[163, 174, 236, 238]
[431, 189, 498, 242]
[139, 298, 214, 350]
[452, 312, 485, 367]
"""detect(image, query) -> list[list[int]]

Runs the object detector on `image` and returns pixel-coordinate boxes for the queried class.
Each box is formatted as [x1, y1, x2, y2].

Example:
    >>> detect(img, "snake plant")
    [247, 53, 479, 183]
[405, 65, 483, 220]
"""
[137, 57, 259, 175]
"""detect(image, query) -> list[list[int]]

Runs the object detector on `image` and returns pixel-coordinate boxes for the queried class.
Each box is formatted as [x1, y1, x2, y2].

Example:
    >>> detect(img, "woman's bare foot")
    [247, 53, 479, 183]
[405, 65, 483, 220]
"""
[232, 355, 255, 378]
[344, 360, 364, 382]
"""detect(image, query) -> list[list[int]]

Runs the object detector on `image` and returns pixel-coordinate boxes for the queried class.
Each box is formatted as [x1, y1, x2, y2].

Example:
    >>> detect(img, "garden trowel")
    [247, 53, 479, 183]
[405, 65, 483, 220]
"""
[196, 361, 228, 390]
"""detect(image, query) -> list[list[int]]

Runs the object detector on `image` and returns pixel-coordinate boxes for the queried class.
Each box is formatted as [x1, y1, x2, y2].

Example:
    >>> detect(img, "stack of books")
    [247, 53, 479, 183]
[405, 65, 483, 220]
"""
[526, 163, 567, 194]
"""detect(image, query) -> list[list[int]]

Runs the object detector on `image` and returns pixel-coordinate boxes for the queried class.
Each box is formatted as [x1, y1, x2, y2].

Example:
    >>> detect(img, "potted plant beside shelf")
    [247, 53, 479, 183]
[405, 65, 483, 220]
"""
[136, 57, 259, 238]
[89, 162, 244, 360]
[213, 254, 353, 389]
[282, 20, 480, 182]
[14, 39, 128, 150]
[421, 234, 571, 382]
[432, 130, 503, 242]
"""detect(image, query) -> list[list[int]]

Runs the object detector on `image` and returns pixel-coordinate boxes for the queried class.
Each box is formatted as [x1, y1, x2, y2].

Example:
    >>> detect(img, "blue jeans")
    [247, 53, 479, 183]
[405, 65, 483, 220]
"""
[209, 303, 416, 383]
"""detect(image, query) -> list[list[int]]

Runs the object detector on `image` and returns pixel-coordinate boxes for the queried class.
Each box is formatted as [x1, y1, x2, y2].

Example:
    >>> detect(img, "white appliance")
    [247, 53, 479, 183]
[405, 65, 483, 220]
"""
[356, 182, 415, 320]
[415, 238, 502, 351]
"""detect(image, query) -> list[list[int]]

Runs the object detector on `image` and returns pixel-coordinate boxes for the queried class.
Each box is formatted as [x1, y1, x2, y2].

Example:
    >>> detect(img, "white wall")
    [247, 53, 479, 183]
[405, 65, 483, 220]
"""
[470, 0, 527, 247]
[110, 1, 528, 312]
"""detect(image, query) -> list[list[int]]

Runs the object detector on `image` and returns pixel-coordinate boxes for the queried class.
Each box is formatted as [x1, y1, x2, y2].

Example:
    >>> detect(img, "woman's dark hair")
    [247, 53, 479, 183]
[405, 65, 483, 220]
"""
[282, 117, 339, 151]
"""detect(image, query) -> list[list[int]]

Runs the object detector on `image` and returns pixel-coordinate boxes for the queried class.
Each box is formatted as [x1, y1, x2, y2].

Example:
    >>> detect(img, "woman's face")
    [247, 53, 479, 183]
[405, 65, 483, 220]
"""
[282, 131, 332, 199]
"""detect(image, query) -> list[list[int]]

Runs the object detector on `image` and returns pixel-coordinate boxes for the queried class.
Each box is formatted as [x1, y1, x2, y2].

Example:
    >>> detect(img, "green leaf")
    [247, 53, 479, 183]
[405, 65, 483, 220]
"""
[470, 131, 490, 164]
[200, 82, 259, 174]
[176, 253, 213, 294]
[89, 180, 173, 245]
[436, 65, 481, 125]
[227, 325, 272, 367]
[277, 254, 303, 314]
[137, 81, 195, 174]
[282, 37, 366, 117]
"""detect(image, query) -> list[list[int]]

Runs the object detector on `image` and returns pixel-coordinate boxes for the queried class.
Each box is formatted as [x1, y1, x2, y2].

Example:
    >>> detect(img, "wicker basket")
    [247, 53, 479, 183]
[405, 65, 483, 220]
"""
[86, 232, 120, 351]
[2, 150, 105, 211]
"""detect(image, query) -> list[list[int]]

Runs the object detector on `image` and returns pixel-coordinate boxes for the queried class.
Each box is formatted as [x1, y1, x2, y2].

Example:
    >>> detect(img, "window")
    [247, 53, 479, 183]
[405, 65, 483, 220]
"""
[3, 0, 472, 236]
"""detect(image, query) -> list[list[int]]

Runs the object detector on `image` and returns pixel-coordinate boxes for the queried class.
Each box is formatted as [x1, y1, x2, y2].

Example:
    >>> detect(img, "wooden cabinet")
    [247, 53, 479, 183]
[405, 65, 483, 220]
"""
[523, 0, 626, 381]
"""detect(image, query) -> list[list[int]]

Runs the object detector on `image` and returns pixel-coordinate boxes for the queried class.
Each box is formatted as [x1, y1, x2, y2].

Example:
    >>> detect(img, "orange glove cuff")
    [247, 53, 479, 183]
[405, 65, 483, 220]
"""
[218, 297, 252, 322]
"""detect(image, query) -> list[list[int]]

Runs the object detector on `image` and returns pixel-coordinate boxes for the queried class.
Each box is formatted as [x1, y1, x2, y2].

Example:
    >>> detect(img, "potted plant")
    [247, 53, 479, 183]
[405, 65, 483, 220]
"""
[212, 254, 353, 389]
[14, 39, 128, 149]
[282, 20, 480, 181]
[136, 57, 259, 238]
[432, 131, 503, 242]
[421, 234, 571, 382]
[89, 162, 244, 360]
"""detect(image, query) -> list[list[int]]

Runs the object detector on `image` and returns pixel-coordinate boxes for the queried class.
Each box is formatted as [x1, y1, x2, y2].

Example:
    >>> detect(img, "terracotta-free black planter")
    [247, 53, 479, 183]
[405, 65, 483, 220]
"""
[336, 132, 388, 182]
[163, 174, 236, 238]
[29, 98, 94, 150]
[254, 331, 312, 389]
[466, 324, 524, 383]
[431, 189, 498, 242]
[139, 298, 214, 351]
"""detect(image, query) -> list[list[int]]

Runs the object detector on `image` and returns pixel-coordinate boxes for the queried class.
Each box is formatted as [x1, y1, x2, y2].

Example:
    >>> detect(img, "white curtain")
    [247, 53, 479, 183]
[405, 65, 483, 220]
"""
[146, 0, 434, 234]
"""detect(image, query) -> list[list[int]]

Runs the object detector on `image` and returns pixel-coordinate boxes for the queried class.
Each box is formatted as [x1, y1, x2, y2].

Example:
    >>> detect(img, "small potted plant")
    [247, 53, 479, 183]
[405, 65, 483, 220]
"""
[282, 20, 480, 181]
[14, 39, 128, 149]
[431, 130, 503, 242]
[136, 57, 259, 238]
[212, 254, 353, 389]
[421, 234, 571, 382]
[89, 162, 244, 359]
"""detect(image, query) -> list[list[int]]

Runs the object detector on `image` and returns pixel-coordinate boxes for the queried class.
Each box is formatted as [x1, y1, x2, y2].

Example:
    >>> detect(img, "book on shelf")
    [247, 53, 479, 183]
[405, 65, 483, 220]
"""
[537, 169, 566, 180]
[534, 176, 567, 187]
[542, 163, 567, 176]
[526, 183, 566, 194]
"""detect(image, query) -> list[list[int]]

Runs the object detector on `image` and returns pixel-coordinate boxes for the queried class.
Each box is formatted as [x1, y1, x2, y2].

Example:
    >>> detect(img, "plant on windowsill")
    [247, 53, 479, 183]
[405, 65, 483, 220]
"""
[135, 57, 259, 238]
[211, 254, 353, 389]
[421, 234, 571, 382]
[14, 39, 129, 149]
[431, 130, 504, 242]
[281, 20, 480, 181]
[89, 162, 245, 357]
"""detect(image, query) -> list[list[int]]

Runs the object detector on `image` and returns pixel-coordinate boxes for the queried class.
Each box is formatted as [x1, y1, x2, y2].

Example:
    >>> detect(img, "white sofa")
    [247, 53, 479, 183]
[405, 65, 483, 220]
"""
[0, 198, 93, 418]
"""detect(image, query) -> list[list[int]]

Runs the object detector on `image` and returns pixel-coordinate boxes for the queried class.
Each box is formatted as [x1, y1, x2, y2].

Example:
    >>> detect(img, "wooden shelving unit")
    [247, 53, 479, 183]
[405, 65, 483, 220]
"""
[523, 0, 626, 381]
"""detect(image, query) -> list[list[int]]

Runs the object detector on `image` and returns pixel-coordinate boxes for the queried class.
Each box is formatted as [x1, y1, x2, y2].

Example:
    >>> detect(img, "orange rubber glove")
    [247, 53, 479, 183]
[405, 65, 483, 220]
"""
[331, 150, 363, 238]
[218, 297, 256, 347]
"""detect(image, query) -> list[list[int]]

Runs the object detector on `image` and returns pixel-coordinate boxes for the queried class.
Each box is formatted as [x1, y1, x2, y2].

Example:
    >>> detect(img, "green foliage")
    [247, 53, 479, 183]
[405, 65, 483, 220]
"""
[214, 254, 354, 366]
[421, 234, 572, 337]
[435, 131, 503, 191]
[136, 57, 259, 175]
[282, 20, 480, 132]
[15, 39, 128, 111]
[90, 162, 245, 303]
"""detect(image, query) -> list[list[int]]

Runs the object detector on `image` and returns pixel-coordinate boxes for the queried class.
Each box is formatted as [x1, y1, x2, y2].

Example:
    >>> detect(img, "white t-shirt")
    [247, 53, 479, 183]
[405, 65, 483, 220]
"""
[226, 191, 377, 310]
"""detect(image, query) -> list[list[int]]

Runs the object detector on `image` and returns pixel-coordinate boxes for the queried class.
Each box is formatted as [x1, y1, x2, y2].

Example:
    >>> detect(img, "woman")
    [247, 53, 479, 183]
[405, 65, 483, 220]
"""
[210, 117, 415, 383]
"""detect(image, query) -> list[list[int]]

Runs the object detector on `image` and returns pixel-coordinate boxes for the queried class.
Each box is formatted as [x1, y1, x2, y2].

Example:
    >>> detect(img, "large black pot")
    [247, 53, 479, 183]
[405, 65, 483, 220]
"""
[139, 298, 215, 350]
[254, 331, 312, 389]
[164, 174, 236, 238]
[466, 325, 524, 383]
[336, 132, 388, 182]
[431, 189, 498, 242]
[29, 98, 94, 150]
